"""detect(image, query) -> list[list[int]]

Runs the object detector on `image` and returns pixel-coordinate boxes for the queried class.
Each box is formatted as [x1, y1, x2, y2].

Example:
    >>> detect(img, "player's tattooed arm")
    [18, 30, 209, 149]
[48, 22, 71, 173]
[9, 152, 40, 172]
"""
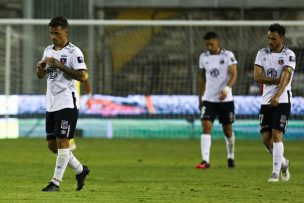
[198, 69, 206, 109]
[45, 57, 88, 82]
[269, 66, 293, 107]
[253, 65, 280, 85]
[219, 64, 237, 100]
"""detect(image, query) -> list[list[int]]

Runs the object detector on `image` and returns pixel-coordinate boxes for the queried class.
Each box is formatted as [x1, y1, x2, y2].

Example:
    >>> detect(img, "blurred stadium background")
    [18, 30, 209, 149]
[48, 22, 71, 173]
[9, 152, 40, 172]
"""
[0, 0, 304, 139]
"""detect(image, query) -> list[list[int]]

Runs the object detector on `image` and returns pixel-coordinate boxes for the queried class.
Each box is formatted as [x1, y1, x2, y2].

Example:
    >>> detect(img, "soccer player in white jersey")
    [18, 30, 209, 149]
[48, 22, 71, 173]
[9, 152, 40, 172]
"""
[254, 23, 295, 182]
[196, 32, 237, 169]
[36, 16, 90, 191]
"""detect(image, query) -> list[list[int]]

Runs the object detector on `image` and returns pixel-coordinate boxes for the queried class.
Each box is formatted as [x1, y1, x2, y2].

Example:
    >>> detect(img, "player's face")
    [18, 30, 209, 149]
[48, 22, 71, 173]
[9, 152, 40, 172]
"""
[267, 31, 284, 52]
[49, 26, 68, 48]
[205, 38, 220, 54]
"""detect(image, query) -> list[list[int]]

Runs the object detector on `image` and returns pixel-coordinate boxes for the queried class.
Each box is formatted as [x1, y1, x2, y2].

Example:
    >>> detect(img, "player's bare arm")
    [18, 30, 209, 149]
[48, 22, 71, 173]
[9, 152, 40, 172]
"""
[269, 66, 293, 107]
[219, 64, 237, 100]
[36, 60, 47, 79]
[45, 57, 88, 82]
[253, 65, 280, 85]
[198, 69, 206, 109]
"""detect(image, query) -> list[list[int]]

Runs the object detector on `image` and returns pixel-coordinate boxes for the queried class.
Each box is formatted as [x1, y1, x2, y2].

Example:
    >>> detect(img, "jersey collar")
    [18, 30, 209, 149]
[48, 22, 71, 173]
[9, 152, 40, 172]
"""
[52, 41, 70, 50]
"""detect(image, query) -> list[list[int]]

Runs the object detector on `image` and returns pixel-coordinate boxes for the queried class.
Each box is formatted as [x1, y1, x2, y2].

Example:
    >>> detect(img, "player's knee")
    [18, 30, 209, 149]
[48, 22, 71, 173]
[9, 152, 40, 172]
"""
[47, 142, 58, 153]
[48, 145, 57, 154]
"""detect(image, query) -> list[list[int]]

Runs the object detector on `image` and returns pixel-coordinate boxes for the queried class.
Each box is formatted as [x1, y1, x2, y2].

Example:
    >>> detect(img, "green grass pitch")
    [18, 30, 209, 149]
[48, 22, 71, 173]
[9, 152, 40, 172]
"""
[0, 138, 304, 202]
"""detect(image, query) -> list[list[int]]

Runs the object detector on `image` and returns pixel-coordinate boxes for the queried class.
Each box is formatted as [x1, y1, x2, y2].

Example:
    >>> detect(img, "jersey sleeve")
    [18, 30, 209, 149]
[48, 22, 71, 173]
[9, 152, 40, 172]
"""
[285, 51, 296, 70]
[71, 48, 87, 70]
[254, 50, 263, 67]
[227, 51, 237, 66]
[199, 54, 205, 70]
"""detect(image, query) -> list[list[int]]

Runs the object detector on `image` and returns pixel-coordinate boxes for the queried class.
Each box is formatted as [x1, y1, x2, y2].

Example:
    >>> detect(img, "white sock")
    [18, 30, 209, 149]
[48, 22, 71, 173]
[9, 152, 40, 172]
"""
[265, 144, 287, 168]
[273, 142, 284, 175]
[281, 156, 287, 168]
[69, 151, 83, 174]
[52, 148, 70, 185]
[224, 133, 235, 159]
[201, 134, 211, 163]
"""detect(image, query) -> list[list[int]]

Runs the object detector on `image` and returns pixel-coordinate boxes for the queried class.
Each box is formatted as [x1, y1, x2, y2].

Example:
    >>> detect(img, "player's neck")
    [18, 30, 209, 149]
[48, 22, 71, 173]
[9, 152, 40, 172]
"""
[54, 40, 69, 51]
[271, 45, 284, 53]
[210, 48, 221, 55]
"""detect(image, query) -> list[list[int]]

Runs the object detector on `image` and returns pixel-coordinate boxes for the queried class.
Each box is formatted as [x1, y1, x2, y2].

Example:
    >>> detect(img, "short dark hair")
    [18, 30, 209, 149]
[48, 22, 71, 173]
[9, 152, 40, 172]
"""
[48, 16, 68, 29]
[204, 32, 218, 40]
[269, 23, 285, 37]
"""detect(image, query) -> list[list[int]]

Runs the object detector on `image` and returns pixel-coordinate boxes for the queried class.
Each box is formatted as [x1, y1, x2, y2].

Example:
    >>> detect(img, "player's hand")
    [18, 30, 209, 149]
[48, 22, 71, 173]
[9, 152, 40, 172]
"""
[219, 86, 231, 101]
[219, 89, 228, 100]
[37, 60, 46, 71]
[45, 57, 63, 69]
[269, 95, 279, 107]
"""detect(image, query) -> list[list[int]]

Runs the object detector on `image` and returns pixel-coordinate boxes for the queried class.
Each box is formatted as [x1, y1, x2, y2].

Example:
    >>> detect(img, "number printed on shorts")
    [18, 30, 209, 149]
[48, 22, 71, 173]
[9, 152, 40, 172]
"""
[259, 114, 264, 125]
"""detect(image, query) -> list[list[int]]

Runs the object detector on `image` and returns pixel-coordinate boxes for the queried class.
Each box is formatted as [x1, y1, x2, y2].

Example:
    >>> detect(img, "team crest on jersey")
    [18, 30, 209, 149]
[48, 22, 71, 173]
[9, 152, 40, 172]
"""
[77, 56, 84, 63]
[210, 68, 220, 78]
[47, 67, 58, 79]
[61, 120, 69, 130]
[278, 59, 284, 65]
[220, 59, 225, 64]
[60, 57, 67, 64]
[289, 56, 296, 62]
[266, 68, 278, 78]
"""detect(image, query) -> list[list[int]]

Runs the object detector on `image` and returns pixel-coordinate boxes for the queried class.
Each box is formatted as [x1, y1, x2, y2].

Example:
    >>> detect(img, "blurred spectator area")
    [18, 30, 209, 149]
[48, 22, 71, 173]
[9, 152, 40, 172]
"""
[0, 0, 304, 96]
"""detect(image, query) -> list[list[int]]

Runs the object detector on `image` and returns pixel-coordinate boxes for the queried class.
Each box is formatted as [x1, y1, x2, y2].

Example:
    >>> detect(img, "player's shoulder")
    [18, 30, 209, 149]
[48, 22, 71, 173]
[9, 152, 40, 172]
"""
[220, 49, 235, 56]
[64, 42, 83, 54]
[199, 51, 210, 59]
[44, 44, 54, 52]
[282, 47, 295, 56]
[257, 48, 271, 55]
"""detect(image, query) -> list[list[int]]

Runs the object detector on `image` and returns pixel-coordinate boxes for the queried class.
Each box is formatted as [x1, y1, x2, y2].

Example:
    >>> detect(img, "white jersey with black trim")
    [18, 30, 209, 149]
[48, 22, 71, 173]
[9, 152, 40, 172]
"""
[254, 47, 296, 105]
[42, 42, 87, 112]
[199, 49, 237, 102]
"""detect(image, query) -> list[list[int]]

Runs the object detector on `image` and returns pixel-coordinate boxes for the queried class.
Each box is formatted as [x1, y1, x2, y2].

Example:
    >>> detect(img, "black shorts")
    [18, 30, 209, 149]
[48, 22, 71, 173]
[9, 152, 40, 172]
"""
[259, 103, 290, 134]
[46, 108, 79, 141]
[200, 101, 235, 125]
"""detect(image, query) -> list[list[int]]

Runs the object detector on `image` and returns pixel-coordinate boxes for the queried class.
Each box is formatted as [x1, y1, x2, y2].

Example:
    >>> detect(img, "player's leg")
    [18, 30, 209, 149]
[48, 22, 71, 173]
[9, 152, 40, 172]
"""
[261, 126, 289, 173]
[43, 109, 74, 191]
[272, 104, 291, 182]
[222, 124, 235, 168]
[66, 108, 90, 191]
[196, 101, 215, 169]
[53, 137, 71, 184]
[42, 112, 60, 191]
[219, 101, 235, 168]
[259, 105, 279, 181]
[262, 132, 273, 155]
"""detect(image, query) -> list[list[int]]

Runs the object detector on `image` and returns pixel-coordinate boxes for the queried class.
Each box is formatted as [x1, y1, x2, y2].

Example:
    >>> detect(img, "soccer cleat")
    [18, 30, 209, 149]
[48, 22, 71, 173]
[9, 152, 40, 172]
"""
[281, 159, 290, 182]
[76, 165, 90, 191]
[268, 173, 279, 182]
[196, 161, 210, 169]
[227, 158, 235, 168]
[42, 182, 59, 192]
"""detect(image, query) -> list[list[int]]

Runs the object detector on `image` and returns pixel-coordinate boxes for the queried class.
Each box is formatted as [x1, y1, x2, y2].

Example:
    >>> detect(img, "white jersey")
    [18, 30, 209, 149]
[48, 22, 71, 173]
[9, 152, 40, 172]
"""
[254, 47, 296, 105]
[42, 42, 87, 112]
[199, 49, 237, 102]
